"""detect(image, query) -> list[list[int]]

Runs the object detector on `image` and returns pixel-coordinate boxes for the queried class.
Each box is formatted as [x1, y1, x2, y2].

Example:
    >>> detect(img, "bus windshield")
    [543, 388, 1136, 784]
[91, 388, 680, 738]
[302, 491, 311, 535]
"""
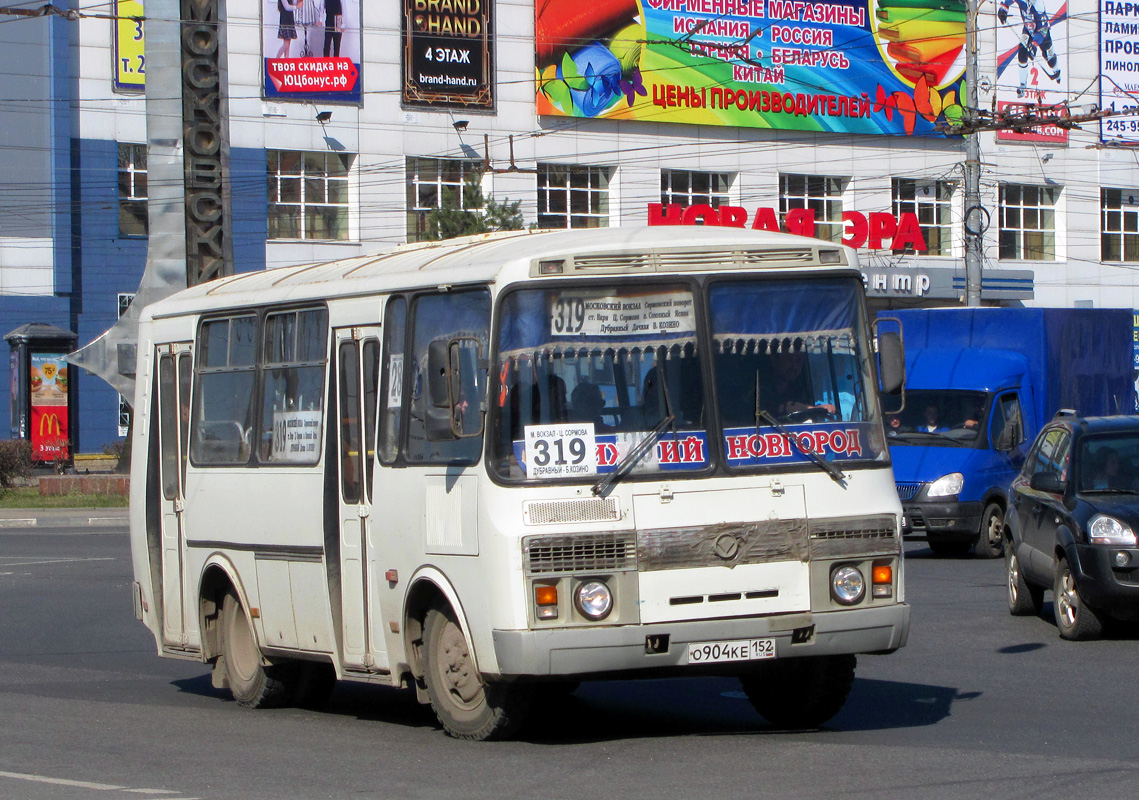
[490, 277, 884, 482]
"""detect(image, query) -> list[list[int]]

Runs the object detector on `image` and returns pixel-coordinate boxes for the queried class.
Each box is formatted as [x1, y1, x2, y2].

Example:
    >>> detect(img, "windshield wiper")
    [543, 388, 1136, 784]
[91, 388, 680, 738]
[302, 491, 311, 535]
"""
[592, 372, 677, 496]
[756, 372, 848, 489]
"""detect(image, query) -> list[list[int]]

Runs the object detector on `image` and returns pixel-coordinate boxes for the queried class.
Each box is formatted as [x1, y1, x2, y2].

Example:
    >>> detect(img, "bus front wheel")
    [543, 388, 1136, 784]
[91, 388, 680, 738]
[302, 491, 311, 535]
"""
[220, 589, 296, 709]
[422, 605, 530, 740]
[740, 654, 856, 729]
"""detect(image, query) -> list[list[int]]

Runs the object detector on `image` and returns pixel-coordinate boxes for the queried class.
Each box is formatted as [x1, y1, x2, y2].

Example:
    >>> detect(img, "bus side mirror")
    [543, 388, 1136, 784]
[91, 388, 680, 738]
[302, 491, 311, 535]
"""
[877, 330, 905, 395]
[427, 340, 454, 409]
[425, 338, 485, 441]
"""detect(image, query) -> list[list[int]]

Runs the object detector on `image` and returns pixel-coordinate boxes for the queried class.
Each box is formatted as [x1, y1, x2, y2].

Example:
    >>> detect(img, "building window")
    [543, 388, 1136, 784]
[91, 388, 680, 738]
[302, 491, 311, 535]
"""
[1101, 188, 1139, 262]
[405, 157, 481, 243]
[537, 164, 611, 229]
[118, 143, 147, 237]
[892, 179, 954, 256]
[267, 150, 353, 241]
[999, 183, 1057, 260]
[779, 174, 845, 242]
[661, 170, 731, 208]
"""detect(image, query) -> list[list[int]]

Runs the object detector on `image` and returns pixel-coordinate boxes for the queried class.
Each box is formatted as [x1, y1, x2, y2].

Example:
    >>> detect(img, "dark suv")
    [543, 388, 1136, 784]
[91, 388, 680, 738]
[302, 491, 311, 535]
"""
[1005, 414, 1139, 640]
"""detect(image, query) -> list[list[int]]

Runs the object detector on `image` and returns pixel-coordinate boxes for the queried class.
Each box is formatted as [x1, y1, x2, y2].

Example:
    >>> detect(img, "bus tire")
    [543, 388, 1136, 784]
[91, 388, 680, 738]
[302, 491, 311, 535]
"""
[422, 605, 530, 740]
[220, 589, 297, 709]
[740, 654, 856, 729]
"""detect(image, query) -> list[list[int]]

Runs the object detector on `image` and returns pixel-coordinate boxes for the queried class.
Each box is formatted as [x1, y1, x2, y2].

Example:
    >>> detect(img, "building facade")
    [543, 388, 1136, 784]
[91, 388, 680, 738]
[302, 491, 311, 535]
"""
[1, 0, 1137, 451]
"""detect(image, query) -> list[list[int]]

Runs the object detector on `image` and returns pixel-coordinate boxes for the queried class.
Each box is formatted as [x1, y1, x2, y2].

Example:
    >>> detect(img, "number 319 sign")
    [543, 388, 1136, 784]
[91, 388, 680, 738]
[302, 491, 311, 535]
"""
[524, 423, 598, 478]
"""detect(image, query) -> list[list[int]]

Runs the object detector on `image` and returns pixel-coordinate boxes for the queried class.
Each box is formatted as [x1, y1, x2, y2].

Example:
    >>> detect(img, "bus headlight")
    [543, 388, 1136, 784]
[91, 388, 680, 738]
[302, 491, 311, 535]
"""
[830, 565, 865, 605]
[575, 580, 613, 620]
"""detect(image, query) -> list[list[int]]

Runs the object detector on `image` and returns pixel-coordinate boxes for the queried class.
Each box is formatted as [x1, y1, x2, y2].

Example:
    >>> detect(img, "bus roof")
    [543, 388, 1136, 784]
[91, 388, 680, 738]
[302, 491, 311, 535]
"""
[142, 226, 853, 320]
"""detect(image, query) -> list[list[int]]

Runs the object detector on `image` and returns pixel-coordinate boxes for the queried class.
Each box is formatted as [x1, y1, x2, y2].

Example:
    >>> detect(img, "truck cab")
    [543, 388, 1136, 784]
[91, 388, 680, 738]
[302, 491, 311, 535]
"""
[886, 349, 1031, 557]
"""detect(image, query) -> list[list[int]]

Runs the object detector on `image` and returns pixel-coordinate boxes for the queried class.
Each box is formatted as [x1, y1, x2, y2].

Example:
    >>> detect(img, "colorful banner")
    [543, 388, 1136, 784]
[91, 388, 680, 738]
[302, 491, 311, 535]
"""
[29, 353, 70, 463]
[262, 0, 362, 103]
[535, 0, 968, 136]
[995, 0, 1068, 142]
[1100, 0, 1139, 143]
[401, 0, 494, 109]
[113, 0, 146, 92]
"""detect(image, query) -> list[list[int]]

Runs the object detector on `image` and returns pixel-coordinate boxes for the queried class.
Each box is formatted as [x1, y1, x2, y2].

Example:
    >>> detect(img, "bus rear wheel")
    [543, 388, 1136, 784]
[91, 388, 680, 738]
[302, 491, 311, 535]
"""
[220, 589, 297, 709]
[422, 605, 530, 740]
[740, 654, 856, 729]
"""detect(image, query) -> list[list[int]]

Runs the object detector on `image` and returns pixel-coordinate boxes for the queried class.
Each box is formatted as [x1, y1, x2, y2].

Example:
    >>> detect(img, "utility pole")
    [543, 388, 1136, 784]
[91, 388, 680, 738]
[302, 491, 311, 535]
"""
[963, 0, 983, 307]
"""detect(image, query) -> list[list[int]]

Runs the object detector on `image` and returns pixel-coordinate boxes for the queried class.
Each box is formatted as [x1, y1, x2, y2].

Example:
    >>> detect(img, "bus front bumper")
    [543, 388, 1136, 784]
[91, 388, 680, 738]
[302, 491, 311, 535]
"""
[490, 603, 909, 678]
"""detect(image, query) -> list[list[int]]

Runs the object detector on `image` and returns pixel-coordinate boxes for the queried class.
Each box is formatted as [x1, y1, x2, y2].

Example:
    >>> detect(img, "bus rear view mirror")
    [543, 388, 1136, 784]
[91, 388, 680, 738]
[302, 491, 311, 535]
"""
[875, 323, 905, 396]
[426, 337, 485, 441]
[427, 339, 454, 409]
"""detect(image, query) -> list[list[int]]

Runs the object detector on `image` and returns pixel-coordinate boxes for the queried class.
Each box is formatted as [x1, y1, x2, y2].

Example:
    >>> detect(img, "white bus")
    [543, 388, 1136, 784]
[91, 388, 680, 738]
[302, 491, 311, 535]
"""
[129, 226, 909, 740]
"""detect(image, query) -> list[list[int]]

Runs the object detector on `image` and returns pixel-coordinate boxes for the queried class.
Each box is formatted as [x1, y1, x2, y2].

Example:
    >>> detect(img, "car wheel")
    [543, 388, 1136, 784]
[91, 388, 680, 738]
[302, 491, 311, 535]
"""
[1053, 557, 1104, 641]
[1006, 545, 1043, 616]
[975, 502, 1005, 559]
[422, 604, 531, 740]
[927, 539, 972, 557]
[740, 654, 856, 729]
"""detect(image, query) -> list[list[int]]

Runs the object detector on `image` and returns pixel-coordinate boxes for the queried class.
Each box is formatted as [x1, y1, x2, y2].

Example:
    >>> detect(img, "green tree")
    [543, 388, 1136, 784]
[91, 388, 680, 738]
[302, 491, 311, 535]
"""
[426, 173, 523, 240]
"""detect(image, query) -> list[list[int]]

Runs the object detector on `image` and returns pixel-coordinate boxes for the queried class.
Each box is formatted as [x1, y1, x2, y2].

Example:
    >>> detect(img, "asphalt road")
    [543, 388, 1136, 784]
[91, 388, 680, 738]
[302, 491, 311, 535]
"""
[1, 519, 1137, 800]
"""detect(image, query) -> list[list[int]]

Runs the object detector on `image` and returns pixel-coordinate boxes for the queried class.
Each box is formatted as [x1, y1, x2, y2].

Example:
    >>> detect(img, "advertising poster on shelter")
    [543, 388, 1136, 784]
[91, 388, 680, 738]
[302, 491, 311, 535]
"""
[262, 0, 362, 103]
[29, 353, 69, 463]
[994, 0, 1068, 143]
[535, 0, 968, 136]
[1100, 0, 1139, 143]
[402, 0, 494, 109]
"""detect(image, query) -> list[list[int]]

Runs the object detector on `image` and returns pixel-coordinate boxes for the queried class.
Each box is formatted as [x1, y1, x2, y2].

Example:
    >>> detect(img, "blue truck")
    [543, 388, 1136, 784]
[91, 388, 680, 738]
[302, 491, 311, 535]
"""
[879, 308, 1135, 557]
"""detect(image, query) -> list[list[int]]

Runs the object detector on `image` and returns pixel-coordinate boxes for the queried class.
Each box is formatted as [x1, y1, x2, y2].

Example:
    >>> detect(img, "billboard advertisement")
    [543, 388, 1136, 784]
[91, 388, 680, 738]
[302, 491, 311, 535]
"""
[112, 0, 146, 93]
[1101, 0, 1139, 143]
[262, 0, 363, 103]
[995, 0, 1068, 143]
[401, 0, 494, 109]
[535, 0, 968, 136]
[29, 353, 70, 463]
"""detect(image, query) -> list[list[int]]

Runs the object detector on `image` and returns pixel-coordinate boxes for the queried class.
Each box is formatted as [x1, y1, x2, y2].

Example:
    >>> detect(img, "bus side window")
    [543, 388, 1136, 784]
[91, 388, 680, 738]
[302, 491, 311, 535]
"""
[192, 315, 258, 465]
[259, 308, 328, 464]
[379, 296, 407, 463]
[405, 289, 490, 463]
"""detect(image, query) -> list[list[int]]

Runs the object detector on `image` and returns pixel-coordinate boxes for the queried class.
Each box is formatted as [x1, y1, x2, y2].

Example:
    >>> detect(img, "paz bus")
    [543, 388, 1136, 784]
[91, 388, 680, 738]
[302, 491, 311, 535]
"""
[128, 226, 909, 740]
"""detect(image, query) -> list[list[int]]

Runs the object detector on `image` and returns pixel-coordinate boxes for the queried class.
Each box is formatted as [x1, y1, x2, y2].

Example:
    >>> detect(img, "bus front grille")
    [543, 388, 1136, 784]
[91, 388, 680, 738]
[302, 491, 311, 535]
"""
[523, 532, 637, 575]
[808, 515, 899, 558]
[523, 497, 620, 525]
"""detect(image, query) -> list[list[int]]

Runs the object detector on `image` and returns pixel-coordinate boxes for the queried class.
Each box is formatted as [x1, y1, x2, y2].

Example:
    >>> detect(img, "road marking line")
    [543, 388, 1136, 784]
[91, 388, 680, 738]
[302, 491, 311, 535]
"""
[122, 789, 181, 795]
[0, 519, 37, 527]
[0, 770, 125, 790]
[0, 557, 116, 567]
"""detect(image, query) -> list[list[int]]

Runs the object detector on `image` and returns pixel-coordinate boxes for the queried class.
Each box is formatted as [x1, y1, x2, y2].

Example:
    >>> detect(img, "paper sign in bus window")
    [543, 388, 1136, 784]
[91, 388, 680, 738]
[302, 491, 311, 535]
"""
[549, 291, 696, 337]
[524, 423, 598, 478]
[271, 409, 323, 462]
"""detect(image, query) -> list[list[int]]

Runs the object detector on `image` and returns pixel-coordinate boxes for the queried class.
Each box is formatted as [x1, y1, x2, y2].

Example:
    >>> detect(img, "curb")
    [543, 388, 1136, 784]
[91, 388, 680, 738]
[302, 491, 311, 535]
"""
[0, 508, 128, 529]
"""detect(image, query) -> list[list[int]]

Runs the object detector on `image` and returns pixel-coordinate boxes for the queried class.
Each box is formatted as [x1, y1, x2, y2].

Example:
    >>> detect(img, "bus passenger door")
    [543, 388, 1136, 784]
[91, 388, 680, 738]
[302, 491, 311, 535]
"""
[157, 345, 193, 649]
[334, 328, 387, 671]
